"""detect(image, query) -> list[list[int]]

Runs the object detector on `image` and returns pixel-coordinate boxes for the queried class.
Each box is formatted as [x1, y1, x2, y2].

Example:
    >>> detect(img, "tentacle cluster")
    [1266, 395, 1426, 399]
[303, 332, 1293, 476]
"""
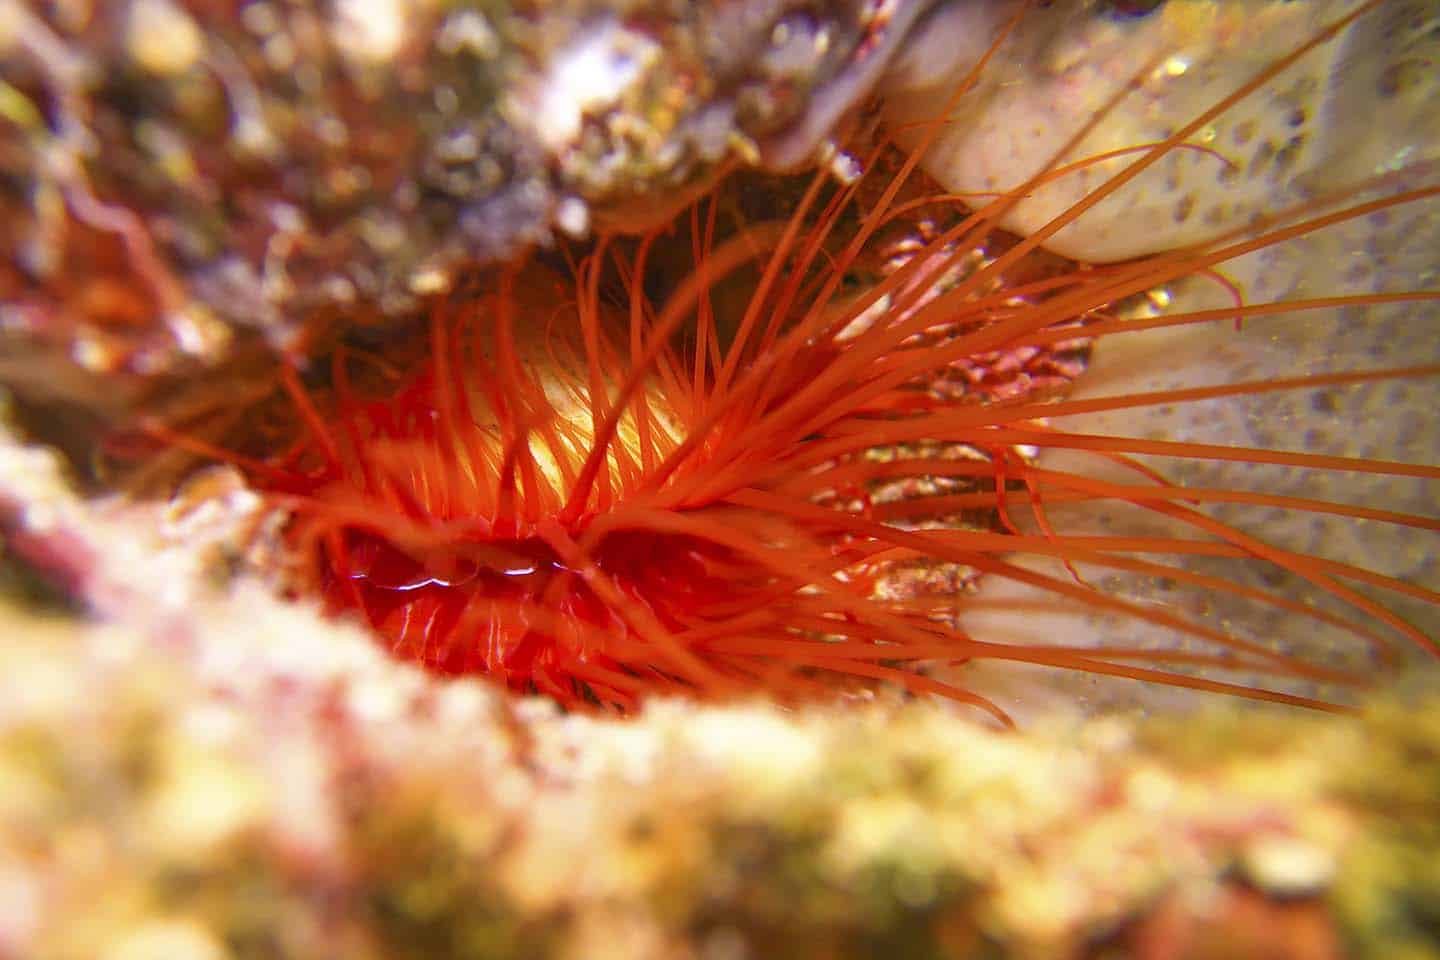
[167, 0, 1439, 720]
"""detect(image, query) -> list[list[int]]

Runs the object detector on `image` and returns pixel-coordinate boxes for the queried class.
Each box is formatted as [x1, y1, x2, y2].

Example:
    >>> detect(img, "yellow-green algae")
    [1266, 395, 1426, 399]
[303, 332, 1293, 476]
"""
[1, 598, 1437, 960]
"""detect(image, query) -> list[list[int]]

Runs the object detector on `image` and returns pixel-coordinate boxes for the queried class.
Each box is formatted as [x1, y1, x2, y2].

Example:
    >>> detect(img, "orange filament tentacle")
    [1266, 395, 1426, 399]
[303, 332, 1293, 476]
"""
[148, 0, 1437, 722]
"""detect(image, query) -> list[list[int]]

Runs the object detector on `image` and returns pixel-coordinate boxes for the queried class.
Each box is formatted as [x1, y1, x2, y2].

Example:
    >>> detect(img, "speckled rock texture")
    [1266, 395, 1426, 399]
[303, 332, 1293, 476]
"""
[953, 174, 1440, 718]
[0, 0, 940, 391]
[884, 0, 1440, 260]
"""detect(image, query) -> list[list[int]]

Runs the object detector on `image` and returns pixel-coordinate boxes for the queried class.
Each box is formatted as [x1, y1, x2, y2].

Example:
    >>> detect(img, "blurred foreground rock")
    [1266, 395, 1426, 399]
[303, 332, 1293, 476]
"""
[1, 583, 1438, 959]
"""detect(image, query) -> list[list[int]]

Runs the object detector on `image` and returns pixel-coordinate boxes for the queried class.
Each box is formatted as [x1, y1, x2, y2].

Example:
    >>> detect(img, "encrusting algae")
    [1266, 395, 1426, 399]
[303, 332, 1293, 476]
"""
[1, 597, 1439, 959]
[0, 0, 1438, 956]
